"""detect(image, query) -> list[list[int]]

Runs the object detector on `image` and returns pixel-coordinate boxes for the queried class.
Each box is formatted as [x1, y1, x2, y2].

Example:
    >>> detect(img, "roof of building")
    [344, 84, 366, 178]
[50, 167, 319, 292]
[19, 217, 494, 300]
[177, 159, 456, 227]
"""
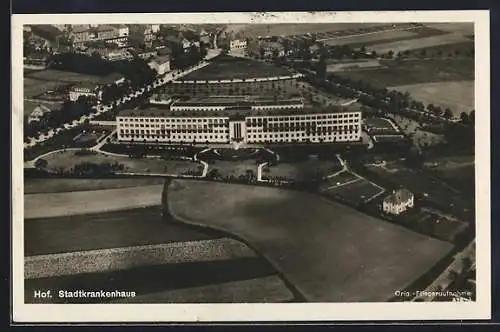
[150, 55, 171, 64]
[71, 82, 99, 91]
[96, 25, 116, 32]
[117, 105, 359, 118]
[383, 188, 413, 205]
[172, 97, 303, 107]
[71, 25, 91, 33]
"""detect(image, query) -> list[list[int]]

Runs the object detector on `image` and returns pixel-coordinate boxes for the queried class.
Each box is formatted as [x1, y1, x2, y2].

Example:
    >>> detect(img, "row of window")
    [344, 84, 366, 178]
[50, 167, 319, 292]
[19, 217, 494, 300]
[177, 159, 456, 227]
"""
[121, 129, 228, 134]
[246, 133, 360, 140]
[118, 118, 228, 123]
[120, 134, 229, 141]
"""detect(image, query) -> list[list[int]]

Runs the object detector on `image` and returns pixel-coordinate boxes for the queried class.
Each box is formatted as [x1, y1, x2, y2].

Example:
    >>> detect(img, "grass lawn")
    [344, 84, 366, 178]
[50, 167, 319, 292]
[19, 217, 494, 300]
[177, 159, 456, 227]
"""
[42, 150, 202, 175]
[167, 180, 453, 302]
[24, 177, 167, 194]
[208, 160, 259, 179]
[25, 184, 165, 219]
[389, 81, 474, 116]
[323, 178, 385, 205]
[264, 160, 343, 182]
[336, 59, 474, 87]
[182, 55, 291, 80]
[24, 127, 107, 162]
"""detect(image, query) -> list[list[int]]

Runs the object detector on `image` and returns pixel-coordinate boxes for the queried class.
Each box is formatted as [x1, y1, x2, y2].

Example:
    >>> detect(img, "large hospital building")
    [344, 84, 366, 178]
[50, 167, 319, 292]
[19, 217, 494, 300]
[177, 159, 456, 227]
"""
[116, 105, 362, 145]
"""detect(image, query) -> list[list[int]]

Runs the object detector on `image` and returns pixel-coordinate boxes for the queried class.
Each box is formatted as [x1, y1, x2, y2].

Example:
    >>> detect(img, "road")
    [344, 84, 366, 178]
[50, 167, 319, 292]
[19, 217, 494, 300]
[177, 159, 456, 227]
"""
[24, 49, 222, 149]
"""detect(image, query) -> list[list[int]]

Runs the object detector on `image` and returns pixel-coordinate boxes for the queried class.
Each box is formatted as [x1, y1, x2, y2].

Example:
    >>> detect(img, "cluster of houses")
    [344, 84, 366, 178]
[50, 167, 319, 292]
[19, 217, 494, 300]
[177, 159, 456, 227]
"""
[23, 24, 220, 75]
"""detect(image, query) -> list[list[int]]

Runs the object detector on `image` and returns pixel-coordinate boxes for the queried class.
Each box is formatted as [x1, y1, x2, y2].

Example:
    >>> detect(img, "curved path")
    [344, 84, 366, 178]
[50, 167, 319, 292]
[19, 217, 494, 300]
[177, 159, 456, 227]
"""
[166, 179, 454, 302]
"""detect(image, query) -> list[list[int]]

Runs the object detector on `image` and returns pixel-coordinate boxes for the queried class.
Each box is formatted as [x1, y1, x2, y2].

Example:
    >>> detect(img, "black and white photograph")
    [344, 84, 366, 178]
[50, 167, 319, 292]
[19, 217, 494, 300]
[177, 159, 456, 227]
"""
[12, 11, 490, 322]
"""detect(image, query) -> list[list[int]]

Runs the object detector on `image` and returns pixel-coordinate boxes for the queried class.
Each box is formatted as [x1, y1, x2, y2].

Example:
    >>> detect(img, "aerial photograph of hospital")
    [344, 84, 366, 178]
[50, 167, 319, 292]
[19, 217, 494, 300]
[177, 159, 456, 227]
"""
[23, 21, 476, 304]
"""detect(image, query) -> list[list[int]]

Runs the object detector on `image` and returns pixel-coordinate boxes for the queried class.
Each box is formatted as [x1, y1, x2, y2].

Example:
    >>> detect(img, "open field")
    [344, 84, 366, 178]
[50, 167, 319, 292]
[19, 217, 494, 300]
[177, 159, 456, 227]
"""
[24, 206, 222, 255]
[25, 256, 286, 303]
[424, 23, 474, 36]
[327, 60, 382, 72]
[24, 69, 103, 84]
[26, 238, 255, 279]
[390, 81, 474, 115]
[182, 56, 291, 80]
[24, 77, 66, 98]
[368, 33, 470, 54]
[225, 23, 390, 39]
[25, 206, 294, 303]
[323, 29, 419, 46]
[263, 159, 343, 182]
[405, 41, 474, 58]
[42, 150, 202, 175]
[422, 156, 475, 194]
[167, 180, 453, 302]
[24, 185, 164, 219]
[24, 177, 167, 194]
[336, 59, 474, 87]
[114, 276, 294, 303]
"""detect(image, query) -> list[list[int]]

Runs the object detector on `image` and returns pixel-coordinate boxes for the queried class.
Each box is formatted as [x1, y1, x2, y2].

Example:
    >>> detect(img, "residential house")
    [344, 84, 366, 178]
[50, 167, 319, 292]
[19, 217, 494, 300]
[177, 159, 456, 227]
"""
[148, 55, 171, 75]
[69, 82, 101, 102]
[260, 41, 285, 58]
[23, 52, 51, 70]
[230, 39, 247, 51]
[382, 188, 414, 215]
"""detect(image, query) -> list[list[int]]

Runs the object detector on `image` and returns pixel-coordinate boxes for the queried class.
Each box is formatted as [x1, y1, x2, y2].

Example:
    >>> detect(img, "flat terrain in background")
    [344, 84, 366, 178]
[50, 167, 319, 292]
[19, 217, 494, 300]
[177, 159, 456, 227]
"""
[24, 177, 167, 194]
[167, 180, 453, 302]
[336, 59, 474, 87]
[368, 32, 470, 54]
[224, 23, 390, 38]
[390, 81, 474, 115]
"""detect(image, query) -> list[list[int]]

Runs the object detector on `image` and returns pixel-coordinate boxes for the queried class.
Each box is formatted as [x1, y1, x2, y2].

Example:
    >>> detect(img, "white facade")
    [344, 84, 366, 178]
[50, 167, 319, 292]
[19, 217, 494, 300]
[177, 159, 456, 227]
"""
[170, 101, 304, 112]
[230, 39, 247, 50]
[69, 87, 99, 101]
[151, 24, 161, 34]
[382, 190, 414, 215]
[117, 116, 230, 143]
[118, 26, 129, 37]
[116, 110, 362, 144]
[148, 59, 171, 75]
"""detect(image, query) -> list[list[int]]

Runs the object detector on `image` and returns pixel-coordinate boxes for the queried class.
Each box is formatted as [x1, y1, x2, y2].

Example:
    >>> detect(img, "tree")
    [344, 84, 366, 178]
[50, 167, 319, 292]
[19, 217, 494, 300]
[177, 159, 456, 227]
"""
[460, 111, 469, 124]
[387, 50, 394, 58]
[443, 108, 453, 119]
[34, 158, 48, 169]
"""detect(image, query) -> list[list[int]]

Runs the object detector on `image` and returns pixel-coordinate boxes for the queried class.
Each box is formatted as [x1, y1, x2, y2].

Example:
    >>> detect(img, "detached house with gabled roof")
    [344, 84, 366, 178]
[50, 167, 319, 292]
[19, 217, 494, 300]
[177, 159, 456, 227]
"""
[382, 188, 414, 215]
